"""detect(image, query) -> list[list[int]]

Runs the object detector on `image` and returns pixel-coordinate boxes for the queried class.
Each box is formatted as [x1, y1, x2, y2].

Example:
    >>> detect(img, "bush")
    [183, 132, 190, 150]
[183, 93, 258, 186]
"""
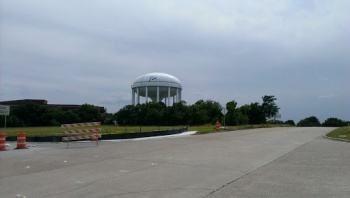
[284, 120, 295, 126]
[323, 117, 347, 127]
[297, 116, 321, 127]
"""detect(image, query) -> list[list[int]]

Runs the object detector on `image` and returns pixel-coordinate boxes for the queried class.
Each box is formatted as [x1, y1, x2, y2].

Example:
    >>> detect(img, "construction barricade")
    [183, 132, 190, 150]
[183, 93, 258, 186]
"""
[0, 133, 6, 151]
[16, 132, 27, 149]
[216, 121, 221, 131]
[61, 122, 101, 148]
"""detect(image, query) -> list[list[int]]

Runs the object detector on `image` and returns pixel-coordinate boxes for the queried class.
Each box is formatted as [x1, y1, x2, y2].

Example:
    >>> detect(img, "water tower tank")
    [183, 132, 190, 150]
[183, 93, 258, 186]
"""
[131, 72, 182, 106]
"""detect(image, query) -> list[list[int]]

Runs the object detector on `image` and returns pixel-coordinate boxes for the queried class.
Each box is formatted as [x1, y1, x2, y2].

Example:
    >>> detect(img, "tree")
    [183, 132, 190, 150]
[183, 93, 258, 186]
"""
[226, 100, 238, 126]
[261, 95, 280, 120]
[115, 105, 134, 125]
[41, 107, 65, 126]
[247, 102, 265, 124]
[113, 97, 282, 126]
[11, 103, 47, 126]
[115, 102, 167, 126]
[284, 120, 295, 126]
[204, 100, 222, 124]
[188, 100, 222, 125]
[188, 102, 209, 125]
[323, 118, 346, 127]
[144, 102, 166, 125]
[297, 116, 321, 127]
[170, 101, 189, 125]
[0, 115, 25, 127]
[62, 110, 81, 124]
[102, 113, 115, 125]
[236, 105, 249, 125]
[76, 104, 102, 122]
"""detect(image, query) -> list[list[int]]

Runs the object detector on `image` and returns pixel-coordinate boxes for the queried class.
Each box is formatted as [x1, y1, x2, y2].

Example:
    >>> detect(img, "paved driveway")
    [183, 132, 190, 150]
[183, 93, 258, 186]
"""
[1, 127, 349, 198]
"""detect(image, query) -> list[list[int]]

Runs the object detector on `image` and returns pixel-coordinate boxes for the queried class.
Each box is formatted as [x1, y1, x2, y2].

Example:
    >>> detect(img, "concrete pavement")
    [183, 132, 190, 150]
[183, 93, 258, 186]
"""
[1, 127, 349, 198]
[206, 135, 350, 198]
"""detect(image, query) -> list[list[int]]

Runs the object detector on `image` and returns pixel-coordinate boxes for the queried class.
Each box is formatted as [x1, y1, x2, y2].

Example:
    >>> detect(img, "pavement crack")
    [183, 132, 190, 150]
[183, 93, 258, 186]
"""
[98, 187, 214, 198]
[203, 137, 321, 197]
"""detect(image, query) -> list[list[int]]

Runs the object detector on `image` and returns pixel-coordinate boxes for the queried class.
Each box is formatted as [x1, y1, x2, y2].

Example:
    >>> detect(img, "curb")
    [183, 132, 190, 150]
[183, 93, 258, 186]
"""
[5, 127, 188, 142]
[323, 135, 350, 143]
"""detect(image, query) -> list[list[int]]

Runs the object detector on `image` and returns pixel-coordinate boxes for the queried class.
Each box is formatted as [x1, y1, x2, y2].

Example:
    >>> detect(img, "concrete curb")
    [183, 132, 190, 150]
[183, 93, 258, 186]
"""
[5, 127, 188, 142]
[323, 135, 350, 142]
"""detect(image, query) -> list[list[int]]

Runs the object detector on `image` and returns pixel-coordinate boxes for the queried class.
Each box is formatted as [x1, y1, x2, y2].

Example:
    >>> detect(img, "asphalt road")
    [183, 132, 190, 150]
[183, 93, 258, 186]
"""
[1, 127, 349, 198]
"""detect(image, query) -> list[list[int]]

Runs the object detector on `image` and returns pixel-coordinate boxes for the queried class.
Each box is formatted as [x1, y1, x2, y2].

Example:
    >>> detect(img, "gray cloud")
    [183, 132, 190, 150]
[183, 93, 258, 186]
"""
[1, 0, 349, 122]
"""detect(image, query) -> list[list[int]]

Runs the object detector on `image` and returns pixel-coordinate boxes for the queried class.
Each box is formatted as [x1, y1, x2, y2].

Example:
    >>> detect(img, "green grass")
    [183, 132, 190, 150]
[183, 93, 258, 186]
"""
[190, 124, 292, 134]
[1, 124, 292, 137]
[326, 126, 350, 140]
[0, 125, 187, 137]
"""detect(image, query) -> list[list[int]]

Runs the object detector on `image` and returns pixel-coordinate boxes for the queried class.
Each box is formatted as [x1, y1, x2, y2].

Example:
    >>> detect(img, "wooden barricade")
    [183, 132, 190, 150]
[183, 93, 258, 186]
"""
[61, 122, 101, 148]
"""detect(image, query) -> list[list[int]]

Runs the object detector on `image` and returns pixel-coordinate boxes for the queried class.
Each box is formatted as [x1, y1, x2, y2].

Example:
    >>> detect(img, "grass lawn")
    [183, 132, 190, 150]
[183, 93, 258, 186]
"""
[193, 124, 291, 134]
[325, 126, 350, 140]
[1, 125, 188, 137]
[1, 124, 292, 137]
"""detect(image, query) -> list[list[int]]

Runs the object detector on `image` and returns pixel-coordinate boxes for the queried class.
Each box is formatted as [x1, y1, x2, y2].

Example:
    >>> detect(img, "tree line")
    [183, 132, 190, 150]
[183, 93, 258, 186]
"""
[1, 95, 279, 127]
[115, 95, 280, 126]
[296, 116, 349, 127]
[1, 95, 348, 127]
[0, 103, 107, 127]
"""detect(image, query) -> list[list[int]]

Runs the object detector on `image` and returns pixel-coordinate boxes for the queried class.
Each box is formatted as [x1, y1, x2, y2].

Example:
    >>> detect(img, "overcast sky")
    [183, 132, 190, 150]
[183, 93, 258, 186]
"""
[1, 0, 349, 123]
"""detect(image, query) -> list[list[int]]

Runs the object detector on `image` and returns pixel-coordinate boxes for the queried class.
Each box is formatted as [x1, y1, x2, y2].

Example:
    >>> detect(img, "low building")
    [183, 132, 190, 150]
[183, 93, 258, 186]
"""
[0, 99, 106, 113]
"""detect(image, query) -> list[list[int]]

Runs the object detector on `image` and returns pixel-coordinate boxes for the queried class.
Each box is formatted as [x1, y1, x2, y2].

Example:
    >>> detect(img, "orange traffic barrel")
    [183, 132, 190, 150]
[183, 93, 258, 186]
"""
[16, 132, 27, 149]
[0, 133, 6, 151]
[215, 121, 221, 131]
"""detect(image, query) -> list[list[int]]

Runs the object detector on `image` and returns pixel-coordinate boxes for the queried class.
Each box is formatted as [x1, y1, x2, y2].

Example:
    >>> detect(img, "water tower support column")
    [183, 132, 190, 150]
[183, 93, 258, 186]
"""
[168, 87, 171, 106]
[179, 90, 182, 101]
[132, 88, 135, 105]
[157, 86, 160, 102]
[176, 88, 179, 103]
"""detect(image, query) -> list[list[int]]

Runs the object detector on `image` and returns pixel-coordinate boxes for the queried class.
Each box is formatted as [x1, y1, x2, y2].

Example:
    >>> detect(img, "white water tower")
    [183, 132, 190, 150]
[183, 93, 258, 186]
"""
[131, 72, 182, 106]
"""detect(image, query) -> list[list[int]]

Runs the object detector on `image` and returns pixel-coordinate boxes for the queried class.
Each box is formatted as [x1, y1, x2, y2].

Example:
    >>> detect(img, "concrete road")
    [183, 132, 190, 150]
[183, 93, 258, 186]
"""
[1, 127, 349, 198]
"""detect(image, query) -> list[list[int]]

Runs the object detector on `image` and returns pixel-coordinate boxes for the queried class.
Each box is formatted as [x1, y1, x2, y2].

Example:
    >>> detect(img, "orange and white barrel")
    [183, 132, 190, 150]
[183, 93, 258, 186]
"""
[16, 132, 27, 149]
[0, 133, 6, 151]
[215, 121, 221, 131]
